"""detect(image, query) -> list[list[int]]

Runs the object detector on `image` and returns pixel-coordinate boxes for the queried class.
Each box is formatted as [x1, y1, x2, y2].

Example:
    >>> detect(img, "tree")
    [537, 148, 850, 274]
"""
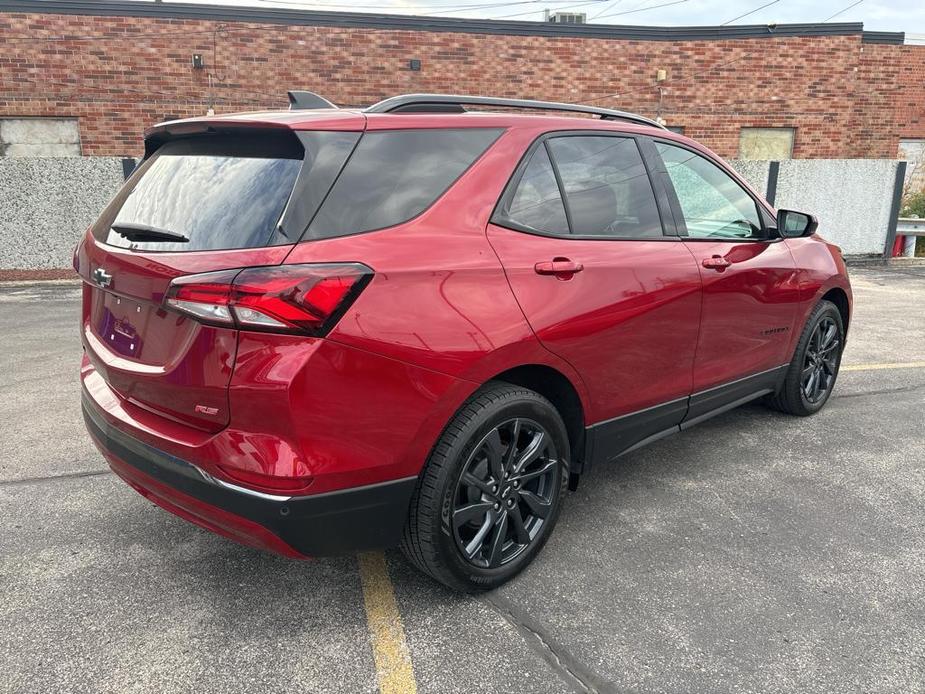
[901, 190, 925, 218]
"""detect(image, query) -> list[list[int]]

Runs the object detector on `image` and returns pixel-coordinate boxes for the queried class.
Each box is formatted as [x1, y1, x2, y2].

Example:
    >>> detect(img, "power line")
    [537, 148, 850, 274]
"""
[417, 0, 595, 14]
[250, 0, 580, 14]
[822, 0, 863, 22]
[721, 0, 780, 26]
[495, 0, 608, 19]
[588, 0, 628, 21]
[576, 0, 870, 110]
[0, 0, 610, 40]
[594, 0, 691, 21]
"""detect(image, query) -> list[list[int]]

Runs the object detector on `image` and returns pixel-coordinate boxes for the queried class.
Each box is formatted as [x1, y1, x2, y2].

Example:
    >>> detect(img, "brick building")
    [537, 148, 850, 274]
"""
[0, 0, 923, 162]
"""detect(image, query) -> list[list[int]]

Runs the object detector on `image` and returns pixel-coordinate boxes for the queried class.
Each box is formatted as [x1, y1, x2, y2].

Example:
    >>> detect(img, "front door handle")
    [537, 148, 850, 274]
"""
[702, 255, 731, 271]
[534, 257, 584, 280]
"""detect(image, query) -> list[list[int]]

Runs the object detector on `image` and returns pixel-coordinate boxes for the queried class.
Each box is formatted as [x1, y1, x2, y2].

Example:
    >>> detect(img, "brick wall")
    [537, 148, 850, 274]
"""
[896, 45, 925, 141]
[0, 9, 922, 158]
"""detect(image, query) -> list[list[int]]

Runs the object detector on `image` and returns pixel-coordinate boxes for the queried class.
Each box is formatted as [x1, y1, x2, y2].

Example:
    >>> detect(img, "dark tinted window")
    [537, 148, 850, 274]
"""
[547, 136, 663, 237]
[307, 128, 502, 239]
[499, 145, 568, 234]
[96, 136, 304, 252]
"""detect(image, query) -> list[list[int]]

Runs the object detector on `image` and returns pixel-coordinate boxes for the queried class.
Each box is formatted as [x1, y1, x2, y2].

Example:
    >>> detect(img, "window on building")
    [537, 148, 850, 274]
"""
[666, 125, 685, 135]
[738, 127, 794, 161]
[0, 118, 81, 156]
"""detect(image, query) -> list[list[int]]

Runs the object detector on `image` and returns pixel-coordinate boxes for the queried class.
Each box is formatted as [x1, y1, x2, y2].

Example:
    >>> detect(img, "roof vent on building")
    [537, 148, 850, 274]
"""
[545, 10, 586, 23]
[287, 91, 338, 110]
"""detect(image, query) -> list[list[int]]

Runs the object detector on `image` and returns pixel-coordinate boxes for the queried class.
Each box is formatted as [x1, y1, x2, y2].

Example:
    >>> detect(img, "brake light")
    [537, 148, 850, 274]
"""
[164, 263, 372, 336]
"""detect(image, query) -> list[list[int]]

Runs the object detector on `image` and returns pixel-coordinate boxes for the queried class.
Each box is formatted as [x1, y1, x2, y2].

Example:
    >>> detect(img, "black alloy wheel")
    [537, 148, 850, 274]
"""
[400, 381, 569, 591]
[766, 299, 845, 416]
[451, 418, 559, 569]
[801, 316, 840, 404]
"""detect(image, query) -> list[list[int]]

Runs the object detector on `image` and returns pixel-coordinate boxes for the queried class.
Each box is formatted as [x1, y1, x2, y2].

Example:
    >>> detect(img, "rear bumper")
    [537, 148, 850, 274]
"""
[83, 391, 417, 557]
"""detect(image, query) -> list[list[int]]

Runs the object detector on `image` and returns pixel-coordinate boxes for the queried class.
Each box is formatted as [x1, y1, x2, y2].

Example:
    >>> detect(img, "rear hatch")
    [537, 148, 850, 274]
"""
[77, 124, 361, 432]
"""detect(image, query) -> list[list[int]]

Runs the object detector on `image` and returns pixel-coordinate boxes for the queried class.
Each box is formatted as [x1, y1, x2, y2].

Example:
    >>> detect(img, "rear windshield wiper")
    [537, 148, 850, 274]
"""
[111, 222, 190, 243]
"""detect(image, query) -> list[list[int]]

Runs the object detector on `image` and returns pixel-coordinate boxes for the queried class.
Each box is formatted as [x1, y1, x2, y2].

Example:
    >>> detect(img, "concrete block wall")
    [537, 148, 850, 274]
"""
[0, 157, 123, 269]
[775, 160, 900, 256]
[732, 159, 902, 256]
[730, 161, 771, 200]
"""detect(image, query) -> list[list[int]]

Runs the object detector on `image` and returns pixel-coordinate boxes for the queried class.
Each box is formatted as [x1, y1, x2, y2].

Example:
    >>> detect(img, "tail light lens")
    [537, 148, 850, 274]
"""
[165, 263, 373, 336]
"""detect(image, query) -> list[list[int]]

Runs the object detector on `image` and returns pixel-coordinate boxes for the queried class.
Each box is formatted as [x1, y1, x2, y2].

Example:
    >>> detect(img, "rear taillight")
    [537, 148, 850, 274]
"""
[164, 263, 372, 336]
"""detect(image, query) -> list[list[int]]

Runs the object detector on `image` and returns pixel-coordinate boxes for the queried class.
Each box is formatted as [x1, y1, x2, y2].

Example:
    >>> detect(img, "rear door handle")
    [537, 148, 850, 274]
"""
[702, 255, 731, 271]
[534, 258, 584, 279]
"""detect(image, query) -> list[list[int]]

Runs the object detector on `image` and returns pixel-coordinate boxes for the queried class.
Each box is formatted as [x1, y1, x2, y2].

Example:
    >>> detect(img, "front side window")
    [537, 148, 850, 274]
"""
[656, 142, 763, 240]
[307, 128, 502, 239]
[546, 136, 663, 238]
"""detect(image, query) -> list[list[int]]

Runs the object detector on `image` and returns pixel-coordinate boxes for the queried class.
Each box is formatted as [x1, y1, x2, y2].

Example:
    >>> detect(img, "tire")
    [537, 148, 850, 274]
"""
[766, 299, 845, 416]
[400, 381, 570, 592]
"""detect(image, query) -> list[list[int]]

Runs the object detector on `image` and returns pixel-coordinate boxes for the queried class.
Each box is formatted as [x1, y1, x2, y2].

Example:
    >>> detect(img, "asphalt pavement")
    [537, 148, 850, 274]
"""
[1, 267, 923, 694]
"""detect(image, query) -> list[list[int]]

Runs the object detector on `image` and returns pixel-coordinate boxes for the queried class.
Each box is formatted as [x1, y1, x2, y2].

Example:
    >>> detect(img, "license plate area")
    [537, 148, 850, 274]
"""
[97, 292, 145, 359]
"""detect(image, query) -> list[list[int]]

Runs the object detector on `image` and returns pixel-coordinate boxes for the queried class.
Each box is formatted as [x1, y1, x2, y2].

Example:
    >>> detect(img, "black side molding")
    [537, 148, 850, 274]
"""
[586, 397, 688, 465]
[683, 365, 787, 429]
[584, 365, 788, 466]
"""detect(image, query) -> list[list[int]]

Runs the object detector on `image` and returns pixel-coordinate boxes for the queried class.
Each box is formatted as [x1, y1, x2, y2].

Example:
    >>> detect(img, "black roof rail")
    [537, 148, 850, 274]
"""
[288, 90, 338, 110]
[364, 93, 666, 129]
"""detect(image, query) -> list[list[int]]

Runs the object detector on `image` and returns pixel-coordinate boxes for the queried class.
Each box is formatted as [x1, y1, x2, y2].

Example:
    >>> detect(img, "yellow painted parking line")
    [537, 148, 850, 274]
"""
[357, 551, 417, 694]
[841, 361, 925, 372]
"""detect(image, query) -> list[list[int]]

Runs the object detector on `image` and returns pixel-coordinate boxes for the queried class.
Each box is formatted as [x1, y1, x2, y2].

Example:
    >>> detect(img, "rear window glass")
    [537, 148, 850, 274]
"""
[307, 128, 503, 239]
[94, 135, 304, 252]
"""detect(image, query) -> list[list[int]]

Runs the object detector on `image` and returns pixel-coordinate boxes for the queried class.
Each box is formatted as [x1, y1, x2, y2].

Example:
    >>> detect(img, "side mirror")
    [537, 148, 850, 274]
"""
[776, 209, 818, 238]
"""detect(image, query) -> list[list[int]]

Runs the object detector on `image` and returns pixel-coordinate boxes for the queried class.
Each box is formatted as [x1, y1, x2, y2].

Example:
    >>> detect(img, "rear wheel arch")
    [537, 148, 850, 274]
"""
[488, 364, 587, 471]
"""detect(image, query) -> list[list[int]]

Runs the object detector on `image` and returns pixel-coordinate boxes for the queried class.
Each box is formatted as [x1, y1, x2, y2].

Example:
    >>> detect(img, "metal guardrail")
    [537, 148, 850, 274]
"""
[896, 218, 925, 237]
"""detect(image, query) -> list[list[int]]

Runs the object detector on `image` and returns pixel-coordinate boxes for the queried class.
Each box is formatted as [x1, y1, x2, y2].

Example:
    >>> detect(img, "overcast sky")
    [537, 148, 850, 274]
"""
[196, 0, 925, 34]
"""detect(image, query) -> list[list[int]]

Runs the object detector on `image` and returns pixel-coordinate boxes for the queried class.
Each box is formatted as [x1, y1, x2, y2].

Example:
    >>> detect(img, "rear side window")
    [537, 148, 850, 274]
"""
[95, 135, 306, 252]
[501, 145, 568, 234]
[307, 128, 502, 239]
[546, 136, 663, 237]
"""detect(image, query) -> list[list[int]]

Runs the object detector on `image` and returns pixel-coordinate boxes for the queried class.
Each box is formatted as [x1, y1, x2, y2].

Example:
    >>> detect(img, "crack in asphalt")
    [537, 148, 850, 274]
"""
[0, 468, 112, 487]
[483, 592, 616, 694]
[835, 383, 925, 400]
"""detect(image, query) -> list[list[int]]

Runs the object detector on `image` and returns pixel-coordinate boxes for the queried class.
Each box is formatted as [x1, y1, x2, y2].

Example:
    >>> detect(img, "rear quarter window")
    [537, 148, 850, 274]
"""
[306, 128, 503, 239]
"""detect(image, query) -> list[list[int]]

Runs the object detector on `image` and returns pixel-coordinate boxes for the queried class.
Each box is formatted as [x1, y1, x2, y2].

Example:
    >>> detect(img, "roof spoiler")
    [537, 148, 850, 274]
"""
[287, 90, 338, 110]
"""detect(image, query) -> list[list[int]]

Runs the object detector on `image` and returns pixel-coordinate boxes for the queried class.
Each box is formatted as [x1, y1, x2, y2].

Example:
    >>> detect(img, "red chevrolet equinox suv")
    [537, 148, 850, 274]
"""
[78, 93, 852, 591]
